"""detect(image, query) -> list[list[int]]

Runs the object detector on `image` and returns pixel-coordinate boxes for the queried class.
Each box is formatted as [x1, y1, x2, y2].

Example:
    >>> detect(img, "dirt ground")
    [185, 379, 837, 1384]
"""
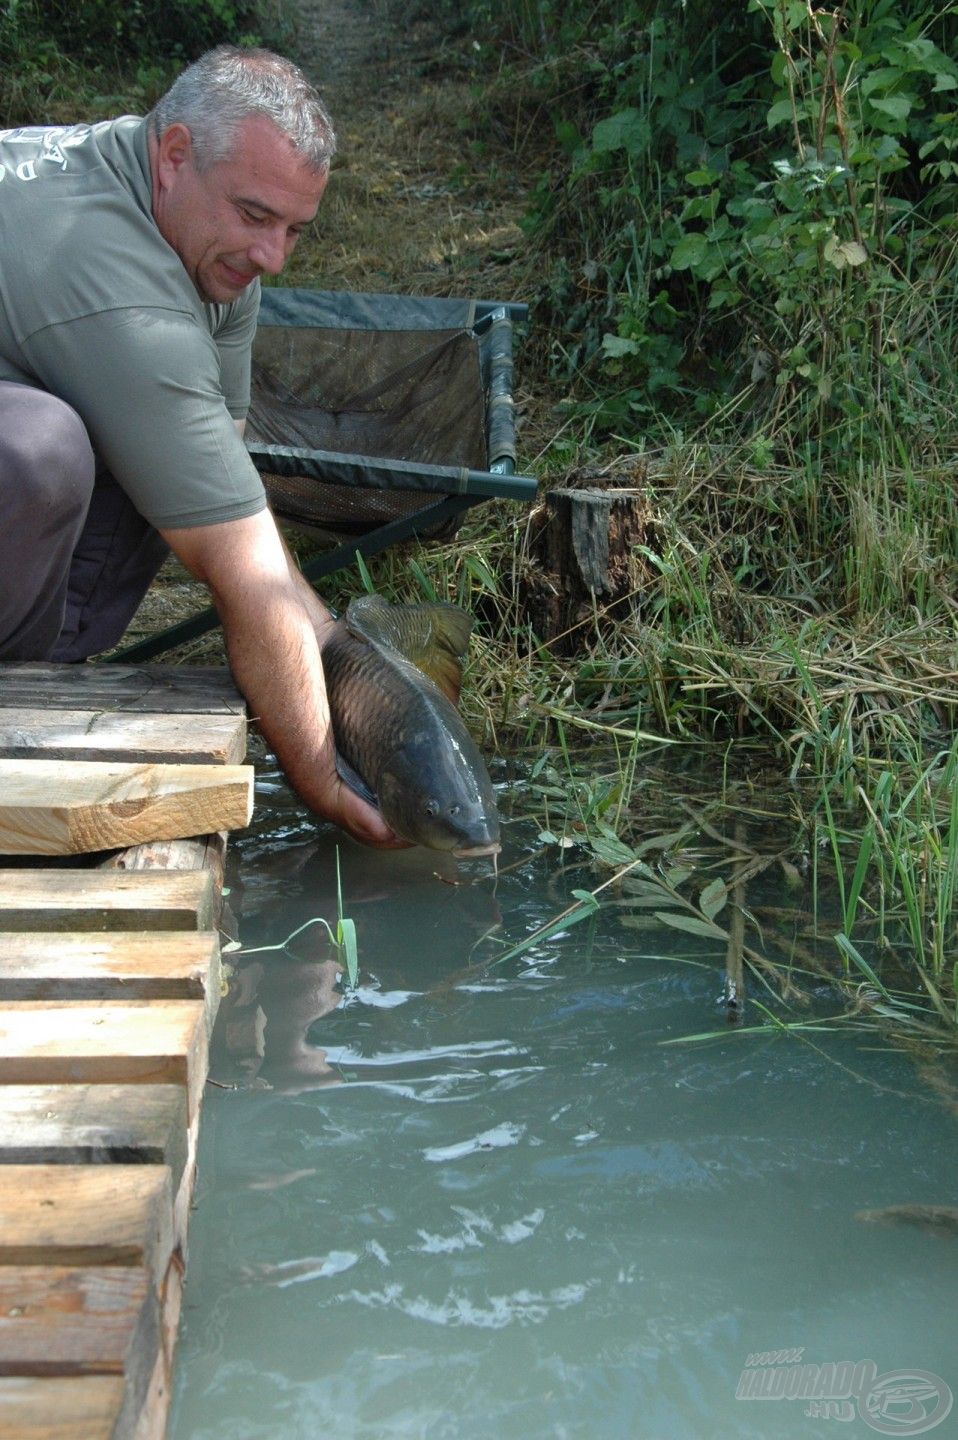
[124, 0, 539, 658]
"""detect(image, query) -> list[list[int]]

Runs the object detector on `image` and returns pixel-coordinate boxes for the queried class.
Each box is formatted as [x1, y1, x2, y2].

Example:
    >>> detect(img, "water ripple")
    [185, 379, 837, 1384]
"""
[424, 1122, 526, 1162]
[338, 1280, 594, 1329]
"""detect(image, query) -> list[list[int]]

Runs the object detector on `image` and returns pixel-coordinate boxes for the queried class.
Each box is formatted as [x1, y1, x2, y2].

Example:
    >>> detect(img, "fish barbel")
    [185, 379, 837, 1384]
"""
[322, 595, 500, 856]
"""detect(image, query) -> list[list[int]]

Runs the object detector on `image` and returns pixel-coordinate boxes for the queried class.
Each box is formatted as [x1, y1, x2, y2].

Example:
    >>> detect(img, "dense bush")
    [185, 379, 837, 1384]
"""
[0, 0, 291, 64]
[472, 1, 958, 463]
[0, 0, 297, 125]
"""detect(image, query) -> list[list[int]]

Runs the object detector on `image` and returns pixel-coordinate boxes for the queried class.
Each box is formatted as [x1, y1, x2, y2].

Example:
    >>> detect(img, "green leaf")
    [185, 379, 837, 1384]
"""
[670, 232, 708, 270]
[655, 911, 725, 939]
[824, 235, 868, 268]
[699, 878, 729, 920]
[621, 892, 688, 909]
[766, 98, 795, 128]
[592, 108, 650, 156]
[407, 557, 438, 600]
[590, 834, 637, 866]
[602, 334, 642, 358]
[492, 899, 601, 965]
[337, 916, 359, 988]
[464, 552, 500, 595]
[834, 933, 892, 999]
[354, 550, 376, 593]
[570, 889, 600, 909]
[869, 96, 912, 122]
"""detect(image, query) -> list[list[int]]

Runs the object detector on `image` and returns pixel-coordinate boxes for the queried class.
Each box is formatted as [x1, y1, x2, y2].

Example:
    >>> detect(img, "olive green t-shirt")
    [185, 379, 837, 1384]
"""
[0, 116, 267, 529]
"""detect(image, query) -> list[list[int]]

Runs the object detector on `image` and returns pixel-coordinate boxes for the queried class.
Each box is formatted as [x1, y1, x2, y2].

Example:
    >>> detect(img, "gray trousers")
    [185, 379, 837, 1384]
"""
[0, 381, 169, 662]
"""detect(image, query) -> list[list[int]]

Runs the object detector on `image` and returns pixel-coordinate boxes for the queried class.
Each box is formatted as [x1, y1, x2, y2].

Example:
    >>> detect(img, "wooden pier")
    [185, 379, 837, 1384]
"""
[0, 662, 252, 1440]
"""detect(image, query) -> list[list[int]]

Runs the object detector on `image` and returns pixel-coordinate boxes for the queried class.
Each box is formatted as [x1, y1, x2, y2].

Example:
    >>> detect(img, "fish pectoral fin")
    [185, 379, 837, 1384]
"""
[335, 754, 379, 810]
[345, 595, 473, 703]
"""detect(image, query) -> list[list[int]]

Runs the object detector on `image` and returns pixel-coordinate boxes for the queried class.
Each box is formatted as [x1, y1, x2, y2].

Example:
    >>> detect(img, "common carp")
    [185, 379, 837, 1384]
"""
[322, 595, 500, 856]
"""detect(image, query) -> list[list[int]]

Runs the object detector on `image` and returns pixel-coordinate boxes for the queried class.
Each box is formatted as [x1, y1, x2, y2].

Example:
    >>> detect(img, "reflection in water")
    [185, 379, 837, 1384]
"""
[213, 828, 504, 1094]
[173, 768, 958, 1440]
[212, 955, 344, 1091]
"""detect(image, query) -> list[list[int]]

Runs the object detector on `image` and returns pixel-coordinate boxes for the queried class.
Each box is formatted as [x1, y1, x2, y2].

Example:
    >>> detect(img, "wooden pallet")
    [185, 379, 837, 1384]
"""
[0, 663, 249, 1440]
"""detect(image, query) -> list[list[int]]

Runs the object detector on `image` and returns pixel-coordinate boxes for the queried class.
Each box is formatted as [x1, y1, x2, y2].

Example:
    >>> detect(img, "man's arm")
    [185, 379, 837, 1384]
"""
[232, 416, 337, 639]
[160, 507, 406, 848]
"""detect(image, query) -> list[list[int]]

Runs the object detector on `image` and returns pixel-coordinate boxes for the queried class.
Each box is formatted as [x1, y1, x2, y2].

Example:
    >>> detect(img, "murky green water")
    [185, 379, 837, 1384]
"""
[170, 764, 957, 1440]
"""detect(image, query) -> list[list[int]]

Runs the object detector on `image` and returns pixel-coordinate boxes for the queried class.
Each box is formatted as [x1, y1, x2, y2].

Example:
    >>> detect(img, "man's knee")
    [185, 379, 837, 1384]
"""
[0, 389, 96, 526]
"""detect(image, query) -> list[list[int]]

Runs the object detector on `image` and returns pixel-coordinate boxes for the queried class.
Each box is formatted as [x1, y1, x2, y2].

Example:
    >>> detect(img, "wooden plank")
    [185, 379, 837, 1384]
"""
[0, 1266, 157, 1379]
[0, 932, 222, 1030]
[0, 1166, 173, 1277]
[0, 870, 214, 931]
[0, 760, 253, 856]
[0, 663, 243, 715]
[104, 834, 228, 924]
[0, 1086, 189, 1190]
[0, 1003, 209, 1123]
[0, 1375, 126, 1439]
[0, 709, 246, 765]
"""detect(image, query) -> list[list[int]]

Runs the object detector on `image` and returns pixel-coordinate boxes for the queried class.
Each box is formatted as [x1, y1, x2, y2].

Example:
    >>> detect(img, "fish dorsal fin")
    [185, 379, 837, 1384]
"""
[344, 595, 473, 703]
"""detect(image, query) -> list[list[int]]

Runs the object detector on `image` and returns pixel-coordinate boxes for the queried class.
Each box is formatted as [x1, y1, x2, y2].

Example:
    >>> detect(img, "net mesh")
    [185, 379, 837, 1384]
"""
[246, 324, 487, 536]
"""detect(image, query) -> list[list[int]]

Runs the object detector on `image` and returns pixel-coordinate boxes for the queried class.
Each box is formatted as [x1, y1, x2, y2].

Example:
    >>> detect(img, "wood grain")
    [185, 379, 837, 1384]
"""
[0, 760, 253, 855]
[0, 932, 222, 1032]
[0, 1375, 127, 1438]
[0, 709, 246, 765]
[0, 1266, 157, 1378]
[0, 1003, 208, 1122]
[0, 1166, 173, 1279]
[0, 871, 215, 931]
[0, 664, 243, 715]
[0, 1086, 189, 1189]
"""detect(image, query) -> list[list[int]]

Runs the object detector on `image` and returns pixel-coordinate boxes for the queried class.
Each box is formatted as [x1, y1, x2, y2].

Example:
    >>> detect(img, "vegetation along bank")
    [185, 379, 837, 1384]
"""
[2, 0, 956, 1053]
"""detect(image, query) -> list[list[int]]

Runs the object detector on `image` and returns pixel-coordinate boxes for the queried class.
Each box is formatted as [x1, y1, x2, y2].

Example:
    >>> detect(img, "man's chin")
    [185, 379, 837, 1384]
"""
[197, 267, 257, 304]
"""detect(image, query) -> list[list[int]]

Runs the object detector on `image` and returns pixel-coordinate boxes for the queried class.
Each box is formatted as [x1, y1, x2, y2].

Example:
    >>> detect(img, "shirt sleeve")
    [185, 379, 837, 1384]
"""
[210, 282, 259, 419]
[21, 306, 268, 530]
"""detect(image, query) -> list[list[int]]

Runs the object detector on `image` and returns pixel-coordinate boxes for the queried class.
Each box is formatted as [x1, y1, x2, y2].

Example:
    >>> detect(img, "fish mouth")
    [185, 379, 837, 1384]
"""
[452, 841, 501, 859]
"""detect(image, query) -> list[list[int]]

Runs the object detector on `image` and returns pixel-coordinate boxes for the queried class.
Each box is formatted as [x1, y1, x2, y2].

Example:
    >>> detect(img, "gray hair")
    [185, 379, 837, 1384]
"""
[148, 45, 336, 173]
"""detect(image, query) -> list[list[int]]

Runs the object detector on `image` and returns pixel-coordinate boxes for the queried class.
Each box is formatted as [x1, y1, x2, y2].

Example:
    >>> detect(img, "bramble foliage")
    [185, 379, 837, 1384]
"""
[475, 1, 958, 462]
[0, 0, 289, 63]
[0, 0, 296, 125]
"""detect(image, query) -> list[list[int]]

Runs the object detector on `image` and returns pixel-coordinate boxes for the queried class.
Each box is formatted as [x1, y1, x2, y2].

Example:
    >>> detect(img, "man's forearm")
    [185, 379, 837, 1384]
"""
[160, 509, 402, 845]
[277, 531, 338, 646]
[217, 573, 339, 810]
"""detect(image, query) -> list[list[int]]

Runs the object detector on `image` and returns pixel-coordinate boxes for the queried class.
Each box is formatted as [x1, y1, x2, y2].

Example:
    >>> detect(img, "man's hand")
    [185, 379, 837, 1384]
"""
[160, 508, 408, 849]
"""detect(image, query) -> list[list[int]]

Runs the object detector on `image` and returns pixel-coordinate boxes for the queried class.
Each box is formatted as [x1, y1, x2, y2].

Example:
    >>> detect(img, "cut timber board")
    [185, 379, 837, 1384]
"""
[0, 759, 253, 855]
[0, 1085, 189, 1188]
[0, 1375, 127, 1439]
[0, 1166, 173, 1278]
[0, 1265, 157, 1378]
[0, 931, 222, 1031]
[0, 663, 244, 715]
[0, 1002, 209, 1122]
[0, 1266, 159, 1440]
[0, 709, 246, 765]
[0, 870, 214, 931]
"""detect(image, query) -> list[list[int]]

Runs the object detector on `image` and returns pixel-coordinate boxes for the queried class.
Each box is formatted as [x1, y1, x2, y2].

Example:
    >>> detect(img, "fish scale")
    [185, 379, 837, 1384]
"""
[321, 597, 500, 855]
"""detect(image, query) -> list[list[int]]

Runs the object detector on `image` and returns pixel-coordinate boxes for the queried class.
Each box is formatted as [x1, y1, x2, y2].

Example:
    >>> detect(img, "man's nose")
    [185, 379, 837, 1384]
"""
[248, 229, 289, 275]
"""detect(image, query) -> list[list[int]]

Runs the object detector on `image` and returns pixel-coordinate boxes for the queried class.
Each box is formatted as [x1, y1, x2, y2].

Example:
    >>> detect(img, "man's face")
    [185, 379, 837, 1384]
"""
[151, 113, 328, 304]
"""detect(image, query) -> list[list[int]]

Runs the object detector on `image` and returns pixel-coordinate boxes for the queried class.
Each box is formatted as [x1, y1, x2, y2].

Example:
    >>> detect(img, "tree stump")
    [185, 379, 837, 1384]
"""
[520, 486, 656, 651]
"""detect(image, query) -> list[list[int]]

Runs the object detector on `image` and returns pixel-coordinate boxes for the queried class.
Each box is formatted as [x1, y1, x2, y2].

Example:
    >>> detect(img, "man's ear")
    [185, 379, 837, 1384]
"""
[154, 122, 195, 189]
